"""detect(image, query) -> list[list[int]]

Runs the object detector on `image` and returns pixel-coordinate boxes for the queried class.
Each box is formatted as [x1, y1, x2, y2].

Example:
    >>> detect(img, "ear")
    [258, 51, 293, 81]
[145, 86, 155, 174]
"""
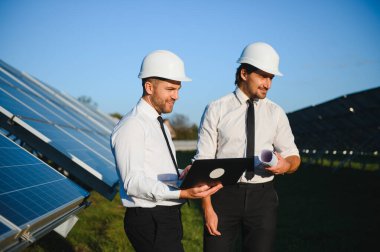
[144, 81, 154, 95]
[240, 68, 248, 81]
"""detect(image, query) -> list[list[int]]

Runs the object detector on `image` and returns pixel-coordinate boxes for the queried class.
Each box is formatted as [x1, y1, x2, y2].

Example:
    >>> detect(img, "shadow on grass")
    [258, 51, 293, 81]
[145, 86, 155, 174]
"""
[275, 164, 380, 251]
[27, 231, 75, 252]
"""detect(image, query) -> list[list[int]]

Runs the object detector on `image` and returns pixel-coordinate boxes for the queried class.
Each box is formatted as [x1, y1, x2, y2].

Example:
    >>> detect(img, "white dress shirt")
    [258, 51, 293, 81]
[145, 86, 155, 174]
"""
[195, 87, 299, 184]
[111, 98, 184, 207]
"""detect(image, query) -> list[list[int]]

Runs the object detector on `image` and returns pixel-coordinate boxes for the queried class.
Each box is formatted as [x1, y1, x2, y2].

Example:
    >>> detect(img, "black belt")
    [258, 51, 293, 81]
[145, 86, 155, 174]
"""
[237, 180, 274, 189]
[127, 204, 183, 212]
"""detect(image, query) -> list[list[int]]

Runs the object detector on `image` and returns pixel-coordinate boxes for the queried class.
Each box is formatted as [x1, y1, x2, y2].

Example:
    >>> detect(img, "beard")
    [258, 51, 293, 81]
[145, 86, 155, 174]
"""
[256, 87, 268, 99]
[151, 96, 175, 114]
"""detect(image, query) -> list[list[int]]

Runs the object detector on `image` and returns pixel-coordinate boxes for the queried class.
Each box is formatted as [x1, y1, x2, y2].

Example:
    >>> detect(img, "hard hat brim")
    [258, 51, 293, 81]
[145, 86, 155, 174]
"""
[237, 59, 283, 77]
[138, 73, 192, 82]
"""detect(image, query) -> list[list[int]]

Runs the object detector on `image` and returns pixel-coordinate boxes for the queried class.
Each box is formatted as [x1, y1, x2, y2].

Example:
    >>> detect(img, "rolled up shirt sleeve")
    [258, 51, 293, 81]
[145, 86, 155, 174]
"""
[274, 108, 300, 158]
[195, 103, 219, 160]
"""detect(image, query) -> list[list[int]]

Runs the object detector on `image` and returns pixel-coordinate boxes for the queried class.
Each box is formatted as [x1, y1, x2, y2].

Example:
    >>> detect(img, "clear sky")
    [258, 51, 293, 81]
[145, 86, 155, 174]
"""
[1, 0, 379, 124]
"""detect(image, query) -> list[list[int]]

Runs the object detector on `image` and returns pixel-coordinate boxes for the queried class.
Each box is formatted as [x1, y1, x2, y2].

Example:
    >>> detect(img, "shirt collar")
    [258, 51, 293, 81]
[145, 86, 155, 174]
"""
[234, 87, 260, 105]
[137, 98, 160, 120]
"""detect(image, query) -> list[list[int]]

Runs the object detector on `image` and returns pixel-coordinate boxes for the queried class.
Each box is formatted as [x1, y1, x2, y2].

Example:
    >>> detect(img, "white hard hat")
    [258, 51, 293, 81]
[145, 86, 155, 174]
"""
[237, 42, 283, 76]
[138, 50, 191, 81]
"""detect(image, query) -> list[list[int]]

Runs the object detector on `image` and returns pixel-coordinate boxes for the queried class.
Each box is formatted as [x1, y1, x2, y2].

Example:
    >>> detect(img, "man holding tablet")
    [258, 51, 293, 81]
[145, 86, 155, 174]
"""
[111, 50, 222, 252]
[195, 42, 301, 252]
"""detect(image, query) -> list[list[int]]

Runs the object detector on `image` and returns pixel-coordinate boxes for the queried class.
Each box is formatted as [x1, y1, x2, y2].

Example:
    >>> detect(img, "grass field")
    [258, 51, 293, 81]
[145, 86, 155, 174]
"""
[26, 151, 380, 251]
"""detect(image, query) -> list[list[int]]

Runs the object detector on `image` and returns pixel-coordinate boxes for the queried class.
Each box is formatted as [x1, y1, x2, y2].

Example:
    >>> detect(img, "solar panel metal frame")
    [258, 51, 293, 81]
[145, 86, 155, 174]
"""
[1, 204, 87, 251]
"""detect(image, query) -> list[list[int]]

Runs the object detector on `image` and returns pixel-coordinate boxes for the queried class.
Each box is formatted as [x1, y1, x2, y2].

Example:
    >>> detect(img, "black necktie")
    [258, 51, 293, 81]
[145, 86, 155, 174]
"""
[157, 116, 180, 178]
[245, 99, 255, 180]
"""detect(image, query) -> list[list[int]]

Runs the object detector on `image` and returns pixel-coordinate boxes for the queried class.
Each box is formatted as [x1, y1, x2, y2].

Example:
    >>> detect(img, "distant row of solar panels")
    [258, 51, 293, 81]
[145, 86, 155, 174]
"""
[0, 59, 118, 250]
[287, 86, 380, 151]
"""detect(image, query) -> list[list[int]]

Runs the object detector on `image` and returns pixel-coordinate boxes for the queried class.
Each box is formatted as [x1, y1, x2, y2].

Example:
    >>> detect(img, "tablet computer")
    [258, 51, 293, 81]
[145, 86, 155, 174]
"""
[164, 157, 253, 189]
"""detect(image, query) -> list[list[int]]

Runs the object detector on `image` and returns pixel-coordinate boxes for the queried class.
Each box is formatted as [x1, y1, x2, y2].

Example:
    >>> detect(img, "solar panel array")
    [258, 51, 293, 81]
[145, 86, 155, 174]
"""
[0, 59, 119, 250]
[0, 133, 89, 251]
[288, 87, 380, 169]
[0, 59, 118, 199]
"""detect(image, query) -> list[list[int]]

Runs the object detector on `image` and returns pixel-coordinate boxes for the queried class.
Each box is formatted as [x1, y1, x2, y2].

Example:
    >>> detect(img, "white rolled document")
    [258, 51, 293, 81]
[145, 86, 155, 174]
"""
[259, 149, 278, 167]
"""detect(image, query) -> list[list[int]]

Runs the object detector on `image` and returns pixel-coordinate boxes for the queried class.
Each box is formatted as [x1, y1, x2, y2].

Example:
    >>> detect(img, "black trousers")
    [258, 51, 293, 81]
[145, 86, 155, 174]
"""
[124, 204, 184, 252]
[204, 181, 278, 252]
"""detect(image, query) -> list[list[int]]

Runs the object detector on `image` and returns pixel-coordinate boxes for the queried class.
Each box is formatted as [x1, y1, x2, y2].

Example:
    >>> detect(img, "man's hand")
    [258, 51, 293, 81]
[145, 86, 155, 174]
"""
[180, 184, 223, 199]
[265, 153, 300, 175]
[204, 205, 221, 236]
[179, 164, 191, 180]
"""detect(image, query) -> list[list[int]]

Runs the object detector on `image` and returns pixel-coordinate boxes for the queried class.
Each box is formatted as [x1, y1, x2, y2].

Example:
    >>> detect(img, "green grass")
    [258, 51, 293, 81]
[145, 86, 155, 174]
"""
[26, 152, 380, 251]
[301, 156, 380, 172]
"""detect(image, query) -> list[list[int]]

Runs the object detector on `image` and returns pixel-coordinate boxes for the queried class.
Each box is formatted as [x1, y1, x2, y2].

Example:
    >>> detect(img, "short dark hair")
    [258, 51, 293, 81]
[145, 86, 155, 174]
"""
[234, 63, 260, 85]
[141, 76, 171, 96]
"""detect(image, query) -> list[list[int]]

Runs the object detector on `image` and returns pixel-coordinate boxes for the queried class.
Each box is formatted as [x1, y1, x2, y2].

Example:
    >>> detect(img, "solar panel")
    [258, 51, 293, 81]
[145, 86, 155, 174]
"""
[0, 59, 118, 199]
[0, 133, 89, 251]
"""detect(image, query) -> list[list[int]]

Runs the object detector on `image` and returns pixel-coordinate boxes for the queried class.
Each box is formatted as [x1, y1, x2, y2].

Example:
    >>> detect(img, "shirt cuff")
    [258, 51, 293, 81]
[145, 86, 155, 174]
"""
[281, 149, 300, 158]
[165, 186, 181, 200]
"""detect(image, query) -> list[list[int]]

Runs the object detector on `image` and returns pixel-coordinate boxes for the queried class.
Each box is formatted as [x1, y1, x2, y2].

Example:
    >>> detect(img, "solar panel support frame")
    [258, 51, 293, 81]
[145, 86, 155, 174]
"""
[1, 201, 88, 252]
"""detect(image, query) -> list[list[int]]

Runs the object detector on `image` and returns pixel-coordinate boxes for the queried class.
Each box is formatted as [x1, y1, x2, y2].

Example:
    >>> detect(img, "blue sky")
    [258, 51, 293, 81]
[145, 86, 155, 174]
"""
[1, 0, 379, 124]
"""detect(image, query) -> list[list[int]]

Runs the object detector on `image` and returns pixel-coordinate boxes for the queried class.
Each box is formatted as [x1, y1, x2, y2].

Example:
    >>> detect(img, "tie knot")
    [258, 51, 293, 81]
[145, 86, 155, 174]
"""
[157, 116, 164, 124]
[247, 99, 254, 106]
